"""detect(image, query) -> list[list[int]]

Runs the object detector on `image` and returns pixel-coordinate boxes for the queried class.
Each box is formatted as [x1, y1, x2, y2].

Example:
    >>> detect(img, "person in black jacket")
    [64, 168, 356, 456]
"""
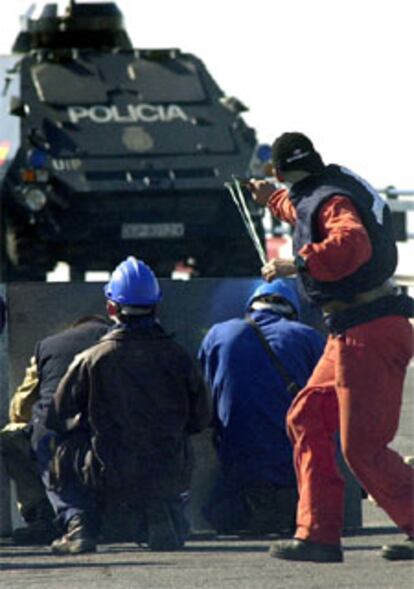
[0, 316, 110, 544]
[44, 257, 210, 555]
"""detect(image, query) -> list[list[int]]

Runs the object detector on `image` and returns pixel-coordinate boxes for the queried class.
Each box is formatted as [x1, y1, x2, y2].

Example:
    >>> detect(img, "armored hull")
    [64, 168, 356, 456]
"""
[0, 2, 265, 280]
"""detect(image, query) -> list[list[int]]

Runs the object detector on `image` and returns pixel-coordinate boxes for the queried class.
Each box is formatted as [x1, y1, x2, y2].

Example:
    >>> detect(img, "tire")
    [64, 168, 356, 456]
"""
[4, 223, 53, 281]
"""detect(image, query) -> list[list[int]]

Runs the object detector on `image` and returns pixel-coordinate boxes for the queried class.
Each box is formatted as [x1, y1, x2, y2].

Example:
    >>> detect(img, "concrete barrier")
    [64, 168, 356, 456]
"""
[0, 279, 362, 536]
[0, 283, 11, 535]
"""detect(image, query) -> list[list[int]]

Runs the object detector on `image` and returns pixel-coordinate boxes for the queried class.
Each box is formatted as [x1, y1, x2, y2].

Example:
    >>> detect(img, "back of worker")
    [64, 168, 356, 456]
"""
[44, 257, 210, 554]
[199, 279, 325, 534]
[61, 318, 209, 499]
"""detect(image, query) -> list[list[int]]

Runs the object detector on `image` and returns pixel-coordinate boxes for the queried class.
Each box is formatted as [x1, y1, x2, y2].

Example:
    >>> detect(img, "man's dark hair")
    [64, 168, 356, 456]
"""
[253, 295, 298, 321]
[272, 132, 325, 174]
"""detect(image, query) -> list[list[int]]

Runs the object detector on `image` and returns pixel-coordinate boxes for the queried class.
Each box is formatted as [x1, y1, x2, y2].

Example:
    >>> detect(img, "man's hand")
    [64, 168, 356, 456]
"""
[247, 179, 277, 206]
[261, 258, 297, 282]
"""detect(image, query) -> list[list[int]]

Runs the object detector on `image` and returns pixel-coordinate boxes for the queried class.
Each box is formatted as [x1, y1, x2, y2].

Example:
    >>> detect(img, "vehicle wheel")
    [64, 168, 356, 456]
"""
[4, 224, 53, 281]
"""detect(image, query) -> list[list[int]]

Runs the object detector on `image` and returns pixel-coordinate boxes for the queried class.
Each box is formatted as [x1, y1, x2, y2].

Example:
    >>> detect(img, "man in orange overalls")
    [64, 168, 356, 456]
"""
[248, 132, 414, 563]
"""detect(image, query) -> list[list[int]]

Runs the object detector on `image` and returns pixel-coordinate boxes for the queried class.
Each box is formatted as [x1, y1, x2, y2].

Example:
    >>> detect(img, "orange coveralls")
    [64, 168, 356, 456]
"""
[268, 189, 414, 545]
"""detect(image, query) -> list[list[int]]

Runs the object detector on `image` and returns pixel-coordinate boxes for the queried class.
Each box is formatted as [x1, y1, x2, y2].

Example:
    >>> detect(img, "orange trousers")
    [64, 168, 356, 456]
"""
[287, 315, 414, 545]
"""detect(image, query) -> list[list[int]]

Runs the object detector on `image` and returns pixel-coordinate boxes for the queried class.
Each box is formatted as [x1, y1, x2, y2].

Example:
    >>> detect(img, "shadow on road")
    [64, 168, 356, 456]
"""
[0, 559, 171, 572]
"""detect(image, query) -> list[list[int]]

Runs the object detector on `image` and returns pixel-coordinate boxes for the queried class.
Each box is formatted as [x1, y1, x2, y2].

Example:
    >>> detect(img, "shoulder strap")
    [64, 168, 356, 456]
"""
[245, 314, 300, 396]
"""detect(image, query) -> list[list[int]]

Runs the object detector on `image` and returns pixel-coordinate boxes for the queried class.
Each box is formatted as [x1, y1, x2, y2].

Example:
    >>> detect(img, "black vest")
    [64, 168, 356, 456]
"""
[290, 164, 398, 304]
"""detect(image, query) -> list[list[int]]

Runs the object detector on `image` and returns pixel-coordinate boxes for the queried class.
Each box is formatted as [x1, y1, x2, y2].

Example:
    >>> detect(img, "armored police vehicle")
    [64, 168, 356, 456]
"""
[0, 1, 266, 280]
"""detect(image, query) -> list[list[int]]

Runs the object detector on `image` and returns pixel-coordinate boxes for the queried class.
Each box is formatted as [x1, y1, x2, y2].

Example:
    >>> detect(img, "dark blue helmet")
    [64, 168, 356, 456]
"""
[246, 278, 300, 313]
[104, 256, 162, 306]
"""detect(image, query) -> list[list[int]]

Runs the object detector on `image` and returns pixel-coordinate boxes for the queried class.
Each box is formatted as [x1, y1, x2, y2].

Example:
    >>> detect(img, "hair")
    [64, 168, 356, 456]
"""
[251, 295, 298, 320]
[118, 304, 155, 317]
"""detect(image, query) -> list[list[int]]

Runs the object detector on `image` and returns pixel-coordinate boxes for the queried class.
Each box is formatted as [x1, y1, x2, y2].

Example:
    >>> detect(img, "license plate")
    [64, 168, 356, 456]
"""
[121, 222, 185, 239]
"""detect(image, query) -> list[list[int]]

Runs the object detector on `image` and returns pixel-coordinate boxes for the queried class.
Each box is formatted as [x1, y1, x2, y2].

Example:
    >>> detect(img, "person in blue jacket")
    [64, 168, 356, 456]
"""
[198, 278, 325, 535]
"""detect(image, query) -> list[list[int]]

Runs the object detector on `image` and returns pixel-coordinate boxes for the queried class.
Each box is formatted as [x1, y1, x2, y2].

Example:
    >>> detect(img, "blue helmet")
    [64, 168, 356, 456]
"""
[104, 257, 162, 306]
[246, 278, 300, 313]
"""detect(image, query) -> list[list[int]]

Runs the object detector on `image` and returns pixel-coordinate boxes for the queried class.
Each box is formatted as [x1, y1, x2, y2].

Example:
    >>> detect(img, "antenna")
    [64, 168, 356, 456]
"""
[26, 3, 36, 18]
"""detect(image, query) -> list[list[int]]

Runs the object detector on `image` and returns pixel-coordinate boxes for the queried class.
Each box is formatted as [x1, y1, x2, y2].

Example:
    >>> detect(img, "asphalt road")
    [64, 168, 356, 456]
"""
[1, 363, 413, 589]
[0, 503, 413, 589]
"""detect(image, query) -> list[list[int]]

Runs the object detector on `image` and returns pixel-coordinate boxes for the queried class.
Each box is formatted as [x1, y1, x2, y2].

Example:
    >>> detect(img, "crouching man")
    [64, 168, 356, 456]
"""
[42, 256, 210, 554]
[0, 315, 110, 545]
[199, 279, 324, 536]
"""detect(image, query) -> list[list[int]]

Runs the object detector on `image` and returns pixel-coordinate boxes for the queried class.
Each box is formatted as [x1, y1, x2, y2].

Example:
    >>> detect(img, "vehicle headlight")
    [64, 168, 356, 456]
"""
[22, 187, 47, 212]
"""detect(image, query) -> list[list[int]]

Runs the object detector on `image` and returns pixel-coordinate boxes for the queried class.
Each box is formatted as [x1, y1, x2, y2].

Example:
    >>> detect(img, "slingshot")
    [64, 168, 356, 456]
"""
[224, 176, 267, 266]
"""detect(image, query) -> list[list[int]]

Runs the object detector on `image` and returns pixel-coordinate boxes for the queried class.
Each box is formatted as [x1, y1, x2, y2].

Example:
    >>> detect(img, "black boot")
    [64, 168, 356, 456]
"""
[13, 500, 59, 545]
[146, 500, 183, 551]
[269, 538, 343, 563]
[245, 484, 298, 536]
[13, 519, 59, 545]
[381, 537, 414, 560]
[51, 514, 97, 555]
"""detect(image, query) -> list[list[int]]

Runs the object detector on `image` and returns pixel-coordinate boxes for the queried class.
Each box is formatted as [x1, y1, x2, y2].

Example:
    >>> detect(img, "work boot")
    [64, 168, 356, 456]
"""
[13, 519, 59, 545]
[51, 515, 97, 555]
[13, 499, 59, 545]
[381, 537, 414, 560]
[269, 538, 343, 563]
[146, 500, 183, 551]
[245, 484, 297, 536]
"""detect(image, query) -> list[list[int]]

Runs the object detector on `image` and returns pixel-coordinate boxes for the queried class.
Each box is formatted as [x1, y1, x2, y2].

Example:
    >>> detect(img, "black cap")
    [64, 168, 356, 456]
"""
[271, 132, 324, 173]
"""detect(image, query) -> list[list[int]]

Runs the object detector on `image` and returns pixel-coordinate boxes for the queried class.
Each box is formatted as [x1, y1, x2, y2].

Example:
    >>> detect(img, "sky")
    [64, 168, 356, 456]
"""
[0, 0, 412, 282]
[1, 0, 413, 191]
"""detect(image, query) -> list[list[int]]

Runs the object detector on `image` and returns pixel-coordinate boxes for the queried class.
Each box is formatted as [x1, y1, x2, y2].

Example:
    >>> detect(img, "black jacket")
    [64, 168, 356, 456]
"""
[46, 317, 210, 499]
[30, 319, 109, 450]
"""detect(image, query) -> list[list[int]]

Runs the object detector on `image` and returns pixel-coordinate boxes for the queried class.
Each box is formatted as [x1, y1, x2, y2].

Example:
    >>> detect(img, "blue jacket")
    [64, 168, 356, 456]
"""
[198, 309, 325, 487]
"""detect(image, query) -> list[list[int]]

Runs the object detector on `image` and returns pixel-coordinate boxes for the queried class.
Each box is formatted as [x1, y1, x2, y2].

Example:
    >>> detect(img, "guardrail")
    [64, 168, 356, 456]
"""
[396, 275, 414, 288]
[378, 187, 414, 212]
[378, 188, 414, 197]
[386, 200, 414, 212]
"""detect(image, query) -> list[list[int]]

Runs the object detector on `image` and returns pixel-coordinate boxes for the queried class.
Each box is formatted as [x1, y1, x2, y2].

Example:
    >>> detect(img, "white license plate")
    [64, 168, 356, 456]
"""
[121, 222, 185, 239]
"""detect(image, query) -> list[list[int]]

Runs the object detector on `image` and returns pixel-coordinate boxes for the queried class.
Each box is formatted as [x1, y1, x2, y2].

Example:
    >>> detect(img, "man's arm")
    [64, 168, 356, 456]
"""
[45, 354, 90, 434]
[261, 195, 372, 283]
[298, 196, 372, 281]
[197, 330, 216, 393]
[248, 181, 297, 224]
[247, 181, 298, 281]
[8, 356, 39, 424]
[267, 188, 297, 224]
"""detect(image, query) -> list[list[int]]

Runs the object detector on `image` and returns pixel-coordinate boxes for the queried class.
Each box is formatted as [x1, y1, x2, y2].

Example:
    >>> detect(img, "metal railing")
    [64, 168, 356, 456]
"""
[378, 187, 414, 212]
[395, 274, 414, 288]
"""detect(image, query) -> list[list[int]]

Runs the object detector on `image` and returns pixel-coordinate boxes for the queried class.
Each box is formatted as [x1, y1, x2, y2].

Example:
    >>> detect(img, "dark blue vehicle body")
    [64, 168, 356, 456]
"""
[0, 2, 265, 280]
